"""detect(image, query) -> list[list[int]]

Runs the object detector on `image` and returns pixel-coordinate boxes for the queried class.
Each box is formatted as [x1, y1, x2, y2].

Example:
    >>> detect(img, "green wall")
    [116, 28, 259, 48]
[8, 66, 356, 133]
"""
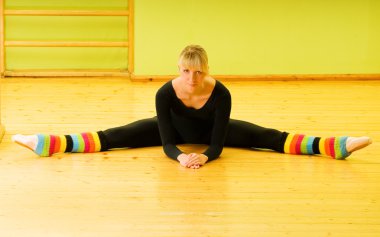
[5, 0, 128, 10]
[135, 0, 380, 75]
[4, 0, 380, 75]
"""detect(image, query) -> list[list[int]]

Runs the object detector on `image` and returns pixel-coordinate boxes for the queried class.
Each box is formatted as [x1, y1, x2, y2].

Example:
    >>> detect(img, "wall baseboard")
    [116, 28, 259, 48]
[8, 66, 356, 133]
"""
[2, 72, 380, 81]
[4, 70, 130, 78]
[131, 74, 380, 82]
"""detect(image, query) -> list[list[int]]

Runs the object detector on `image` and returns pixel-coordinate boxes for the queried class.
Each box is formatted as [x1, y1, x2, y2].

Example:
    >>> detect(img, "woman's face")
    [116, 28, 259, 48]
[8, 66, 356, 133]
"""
[178, 64, 206, 92]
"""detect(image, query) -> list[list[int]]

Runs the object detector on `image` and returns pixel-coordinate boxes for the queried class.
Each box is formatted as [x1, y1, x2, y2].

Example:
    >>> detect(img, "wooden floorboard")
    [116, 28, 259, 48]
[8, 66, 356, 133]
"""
[0, 78, 379, 236]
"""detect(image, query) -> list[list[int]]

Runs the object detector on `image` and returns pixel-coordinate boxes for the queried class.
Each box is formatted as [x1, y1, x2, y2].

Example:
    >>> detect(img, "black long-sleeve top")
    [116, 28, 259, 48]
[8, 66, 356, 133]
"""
[155, 80, 231, 161]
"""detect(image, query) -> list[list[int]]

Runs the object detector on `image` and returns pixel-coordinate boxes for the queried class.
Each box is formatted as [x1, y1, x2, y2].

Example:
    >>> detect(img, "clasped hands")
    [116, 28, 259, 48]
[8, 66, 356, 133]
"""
[177, 153, 208, 169]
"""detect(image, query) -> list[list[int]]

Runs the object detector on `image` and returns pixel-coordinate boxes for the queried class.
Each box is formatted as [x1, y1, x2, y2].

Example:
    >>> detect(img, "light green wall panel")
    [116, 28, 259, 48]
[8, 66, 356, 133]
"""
[135, 0, 380, 75]
[4, 0, 129, 70]
[5, 0, 128, 10]
[6, 16, 128, 41]
[6, 47, 128, 70]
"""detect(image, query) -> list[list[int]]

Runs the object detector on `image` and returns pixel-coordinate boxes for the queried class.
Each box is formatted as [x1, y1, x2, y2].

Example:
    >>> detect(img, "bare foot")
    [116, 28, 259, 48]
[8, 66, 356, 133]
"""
[346, 136, 372, 153]
[11, 134, 38, 151]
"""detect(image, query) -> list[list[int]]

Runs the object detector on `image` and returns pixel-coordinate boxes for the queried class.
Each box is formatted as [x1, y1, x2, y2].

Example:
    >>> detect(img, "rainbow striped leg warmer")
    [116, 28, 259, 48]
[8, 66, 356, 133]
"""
[34, 132, 104, 157]
[283, 134, 350, 160]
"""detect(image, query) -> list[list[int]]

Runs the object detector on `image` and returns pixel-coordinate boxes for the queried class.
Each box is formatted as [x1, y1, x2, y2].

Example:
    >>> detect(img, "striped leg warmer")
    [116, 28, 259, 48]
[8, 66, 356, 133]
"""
[283, 134, 350, 160]
[34, 132, 104, 157]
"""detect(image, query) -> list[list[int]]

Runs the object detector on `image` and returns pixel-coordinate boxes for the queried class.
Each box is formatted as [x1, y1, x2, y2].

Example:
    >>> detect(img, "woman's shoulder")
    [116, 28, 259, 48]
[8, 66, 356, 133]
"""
[156, 79, 175, 98]
[214, 79, 231, 97]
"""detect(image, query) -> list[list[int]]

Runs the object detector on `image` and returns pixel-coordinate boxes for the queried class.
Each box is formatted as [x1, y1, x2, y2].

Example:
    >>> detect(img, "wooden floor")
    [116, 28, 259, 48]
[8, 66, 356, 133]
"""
[0, 78, 379, 237]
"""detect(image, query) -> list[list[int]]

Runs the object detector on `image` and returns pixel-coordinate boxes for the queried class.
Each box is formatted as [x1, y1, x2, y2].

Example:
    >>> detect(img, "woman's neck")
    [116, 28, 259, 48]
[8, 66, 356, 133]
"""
[175, 76, 215, 97]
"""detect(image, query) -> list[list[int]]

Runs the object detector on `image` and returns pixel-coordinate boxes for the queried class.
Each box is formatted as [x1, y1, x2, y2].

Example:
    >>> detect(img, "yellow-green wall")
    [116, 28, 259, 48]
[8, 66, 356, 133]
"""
[135, 0, 380, 75]
[4, 0, 380, 75]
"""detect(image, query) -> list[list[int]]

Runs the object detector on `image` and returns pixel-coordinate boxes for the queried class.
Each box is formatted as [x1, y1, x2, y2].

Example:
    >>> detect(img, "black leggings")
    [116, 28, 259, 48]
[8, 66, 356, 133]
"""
[101, 117, 288, 153]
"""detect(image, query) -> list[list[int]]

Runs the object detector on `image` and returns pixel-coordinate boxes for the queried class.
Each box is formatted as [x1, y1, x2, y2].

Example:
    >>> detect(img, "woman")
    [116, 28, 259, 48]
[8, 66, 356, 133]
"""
[12, 45, 372, 169]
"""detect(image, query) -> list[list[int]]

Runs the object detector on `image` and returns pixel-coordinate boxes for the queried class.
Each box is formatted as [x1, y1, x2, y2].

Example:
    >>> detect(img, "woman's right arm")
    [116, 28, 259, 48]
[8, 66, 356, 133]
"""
[155, 86, 184, 160]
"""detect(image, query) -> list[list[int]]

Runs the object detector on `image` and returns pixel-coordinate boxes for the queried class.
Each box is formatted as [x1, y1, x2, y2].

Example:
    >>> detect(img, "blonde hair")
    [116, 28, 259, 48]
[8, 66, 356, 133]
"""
[178, 45, 209, 74]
